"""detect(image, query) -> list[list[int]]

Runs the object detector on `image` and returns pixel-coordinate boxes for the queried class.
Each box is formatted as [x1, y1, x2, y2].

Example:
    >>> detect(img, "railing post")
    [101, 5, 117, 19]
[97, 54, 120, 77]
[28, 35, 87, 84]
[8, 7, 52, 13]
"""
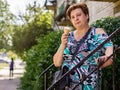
[44, 73, 48, 90]
[47, 27, 120, 90]
[112, 45, 118, 90]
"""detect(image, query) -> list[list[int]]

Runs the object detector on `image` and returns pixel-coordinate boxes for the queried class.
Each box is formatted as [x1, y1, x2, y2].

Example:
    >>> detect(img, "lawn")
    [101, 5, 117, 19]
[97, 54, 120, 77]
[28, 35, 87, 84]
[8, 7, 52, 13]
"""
[0, 63, 9, 70]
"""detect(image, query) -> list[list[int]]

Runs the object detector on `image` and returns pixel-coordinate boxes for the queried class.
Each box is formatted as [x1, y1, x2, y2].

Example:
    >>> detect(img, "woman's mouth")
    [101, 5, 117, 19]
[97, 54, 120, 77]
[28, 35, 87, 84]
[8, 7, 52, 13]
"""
[75, 22, 80, 25]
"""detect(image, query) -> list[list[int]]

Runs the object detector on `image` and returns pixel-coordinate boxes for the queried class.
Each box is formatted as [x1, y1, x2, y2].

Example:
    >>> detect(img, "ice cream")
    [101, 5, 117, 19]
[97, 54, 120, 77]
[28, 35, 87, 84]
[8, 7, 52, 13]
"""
[64, 27, 70, 35]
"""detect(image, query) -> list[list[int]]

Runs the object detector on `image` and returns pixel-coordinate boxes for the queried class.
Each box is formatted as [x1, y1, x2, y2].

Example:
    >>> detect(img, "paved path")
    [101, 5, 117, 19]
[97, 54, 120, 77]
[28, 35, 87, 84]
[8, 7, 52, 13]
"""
[0, 60, 25, 90]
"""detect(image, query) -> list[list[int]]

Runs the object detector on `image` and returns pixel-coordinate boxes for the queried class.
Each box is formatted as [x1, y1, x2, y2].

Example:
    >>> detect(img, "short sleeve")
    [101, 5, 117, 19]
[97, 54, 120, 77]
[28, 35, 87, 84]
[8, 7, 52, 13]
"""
[96, 33, 113, 48]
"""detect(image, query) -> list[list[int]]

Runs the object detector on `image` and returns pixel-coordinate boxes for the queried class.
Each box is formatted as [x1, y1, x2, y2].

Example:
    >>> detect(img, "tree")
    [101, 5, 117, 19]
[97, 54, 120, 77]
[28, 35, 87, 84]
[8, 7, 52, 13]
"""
[0, 0, 14, 49]
[12, 2, 53, 54]
[20, 30, 62, 90]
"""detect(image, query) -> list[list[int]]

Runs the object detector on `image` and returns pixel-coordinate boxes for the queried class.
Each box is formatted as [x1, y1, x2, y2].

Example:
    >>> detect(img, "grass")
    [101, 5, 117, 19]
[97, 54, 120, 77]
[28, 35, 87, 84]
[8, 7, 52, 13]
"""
[0, 63, 9, 70]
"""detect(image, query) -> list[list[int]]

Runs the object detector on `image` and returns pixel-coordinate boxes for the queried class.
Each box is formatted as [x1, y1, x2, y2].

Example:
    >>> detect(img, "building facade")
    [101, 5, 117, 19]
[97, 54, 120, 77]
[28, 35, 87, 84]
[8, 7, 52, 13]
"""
[45, 0, 120, 26]
[88, 0, 120, 24]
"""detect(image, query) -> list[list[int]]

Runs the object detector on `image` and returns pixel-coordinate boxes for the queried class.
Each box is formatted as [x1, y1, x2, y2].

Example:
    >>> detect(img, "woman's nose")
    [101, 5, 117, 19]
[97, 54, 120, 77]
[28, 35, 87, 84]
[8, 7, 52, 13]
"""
[74, 16, 78, 21]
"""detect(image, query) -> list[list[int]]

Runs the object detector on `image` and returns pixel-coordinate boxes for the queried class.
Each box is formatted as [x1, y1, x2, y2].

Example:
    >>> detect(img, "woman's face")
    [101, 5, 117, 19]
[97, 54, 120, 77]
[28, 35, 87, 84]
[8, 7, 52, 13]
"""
[70, 8, 88, 29]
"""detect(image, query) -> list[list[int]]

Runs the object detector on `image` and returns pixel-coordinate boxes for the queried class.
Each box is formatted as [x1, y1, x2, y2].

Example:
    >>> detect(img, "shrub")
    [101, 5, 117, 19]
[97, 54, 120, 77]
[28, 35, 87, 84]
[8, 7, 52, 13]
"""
[19, 30, 63, 90]
[91, 17, 120, 90]
[20, 17, 120, 90]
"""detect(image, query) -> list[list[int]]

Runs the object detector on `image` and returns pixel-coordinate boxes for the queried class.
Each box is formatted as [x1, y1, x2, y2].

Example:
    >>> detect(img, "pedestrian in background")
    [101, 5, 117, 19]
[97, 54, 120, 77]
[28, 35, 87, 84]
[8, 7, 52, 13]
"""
[9, 57, 14, 79]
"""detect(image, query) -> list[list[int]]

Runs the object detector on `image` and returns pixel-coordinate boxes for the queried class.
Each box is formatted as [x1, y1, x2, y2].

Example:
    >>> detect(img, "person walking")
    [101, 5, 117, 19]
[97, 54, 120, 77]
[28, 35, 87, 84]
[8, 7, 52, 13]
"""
[9, 57, 14, 79]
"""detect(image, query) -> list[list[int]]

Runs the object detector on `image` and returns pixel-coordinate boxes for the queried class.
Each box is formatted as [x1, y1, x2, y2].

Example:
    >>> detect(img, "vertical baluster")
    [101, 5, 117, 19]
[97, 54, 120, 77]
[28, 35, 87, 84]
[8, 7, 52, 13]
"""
[113, 45, 117, 90]
[44, 73, 47, 90]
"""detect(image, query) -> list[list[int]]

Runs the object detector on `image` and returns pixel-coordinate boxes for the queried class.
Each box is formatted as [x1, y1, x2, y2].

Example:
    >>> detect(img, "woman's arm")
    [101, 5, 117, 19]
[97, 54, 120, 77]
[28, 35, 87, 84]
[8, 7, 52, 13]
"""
[53, 33, 68, 67]
[96, 28, 113, 69]
[100, 46, 113, 69]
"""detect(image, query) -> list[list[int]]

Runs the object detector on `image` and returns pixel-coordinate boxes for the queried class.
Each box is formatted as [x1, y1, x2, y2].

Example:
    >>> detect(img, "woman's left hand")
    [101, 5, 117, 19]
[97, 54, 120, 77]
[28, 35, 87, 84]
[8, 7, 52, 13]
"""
[96, 55, 108, 65]
[99, 55, 108, 62]
[96, 55, 113, 69]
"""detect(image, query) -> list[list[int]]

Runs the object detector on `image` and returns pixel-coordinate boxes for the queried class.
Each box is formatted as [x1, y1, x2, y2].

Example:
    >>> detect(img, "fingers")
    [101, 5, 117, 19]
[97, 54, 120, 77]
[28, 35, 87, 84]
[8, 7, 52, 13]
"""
[96, 56, 108, 65]
[99, 56, 108, 62]
[61, 33, 68, 46]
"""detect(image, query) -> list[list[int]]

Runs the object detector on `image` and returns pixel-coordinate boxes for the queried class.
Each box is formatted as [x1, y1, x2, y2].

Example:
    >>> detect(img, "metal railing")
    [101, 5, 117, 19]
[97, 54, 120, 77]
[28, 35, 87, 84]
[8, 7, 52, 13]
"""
[38, 27, 120, 90]
[34, 63, 54, 90]
[47, 27, 120, 90]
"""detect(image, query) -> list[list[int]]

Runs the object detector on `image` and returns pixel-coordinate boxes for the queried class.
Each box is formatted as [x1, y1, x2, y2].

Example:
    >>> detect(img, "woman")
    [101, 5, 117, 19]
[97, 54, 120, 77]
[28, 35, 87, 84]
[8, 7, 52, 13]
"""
[53, 2, 113, 90]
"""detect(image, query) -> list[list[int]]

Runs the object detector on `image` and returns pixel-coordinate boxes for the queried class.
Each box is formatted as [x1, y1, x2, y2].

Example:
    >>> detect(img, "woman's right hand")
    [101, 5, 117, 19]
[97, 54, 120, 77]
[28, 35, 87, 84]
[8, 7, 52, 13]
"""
[53, 33, 69, 67]
[61, 33, 68, 48]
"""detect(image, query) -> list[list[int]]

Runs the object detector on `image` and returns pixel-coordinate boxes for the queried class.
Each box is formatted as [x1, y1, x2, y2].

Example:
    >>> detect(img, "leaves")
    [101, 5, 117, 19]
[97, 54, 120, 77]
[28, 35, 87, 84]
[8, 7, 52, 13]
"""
[12, 6, 53, 54]
[91, 17, 120, 90]
[0, 0, 14, 49]
[20, 30, 62, 90]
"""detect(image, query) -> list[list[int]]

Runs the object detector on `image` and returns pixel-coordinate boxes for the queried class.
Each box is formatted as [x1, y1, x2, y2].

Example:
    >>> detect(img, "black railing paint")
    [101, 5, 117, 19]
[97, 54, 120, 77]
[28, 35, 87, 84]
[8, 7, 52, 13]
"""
[38, 63, 54, 78]
[72, 46, 120, 90]
[47, 27, 120, 90]
[38, 27, 120, 90]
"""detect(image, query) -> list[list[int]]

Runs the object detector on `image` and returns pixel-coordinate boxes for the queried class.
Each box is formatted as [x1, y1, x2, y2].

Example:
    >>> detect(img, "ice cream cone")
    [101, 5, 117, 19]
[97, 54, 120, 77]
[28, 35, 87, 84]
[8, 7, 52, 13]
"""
[64, 27, 70, 35]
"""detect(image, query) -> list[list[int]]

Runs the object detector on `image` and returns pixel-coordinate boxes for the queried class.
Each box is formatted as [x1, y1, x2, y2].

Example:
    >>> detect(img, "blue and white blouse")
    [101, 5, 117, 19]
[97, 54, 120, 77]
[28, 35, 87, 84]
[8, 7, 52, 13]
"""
[62, 27, 113, 90]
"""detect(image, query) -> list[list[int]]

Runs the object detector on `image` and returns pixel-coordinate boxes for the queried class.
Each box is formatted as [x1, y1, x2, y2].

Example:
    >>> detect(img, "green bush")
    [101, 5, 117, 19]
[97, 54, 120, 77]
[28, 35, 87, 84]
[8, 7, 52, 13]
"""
[19, 30, 63, 90]
[91, 17, 120, 90]
[20, 17, 120, 90]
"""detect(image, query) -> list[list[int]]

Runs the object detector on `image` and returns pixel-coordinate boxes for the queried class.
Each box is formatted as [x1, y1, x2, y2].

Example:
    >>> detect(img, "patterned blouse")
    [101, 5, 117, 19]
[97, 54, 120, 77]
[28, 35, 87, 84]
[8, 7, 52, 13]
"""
[62, 27, 113, 90]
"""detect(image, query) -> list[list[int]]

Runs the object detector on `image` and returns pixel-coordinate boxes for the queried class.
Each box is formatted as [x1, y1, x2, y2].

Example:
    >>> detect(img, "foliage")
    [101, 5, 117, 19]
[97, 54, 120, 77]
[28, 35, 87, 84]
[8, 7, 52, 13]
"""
[20, 17, 120, 90]
[0, 0, 53, 55]
[12, 4, 53, 54]
[0, 0, 14, 49]
[19, 30, 63, 90]
[0, 63, 9, 70]
[91, 17, 120, 90]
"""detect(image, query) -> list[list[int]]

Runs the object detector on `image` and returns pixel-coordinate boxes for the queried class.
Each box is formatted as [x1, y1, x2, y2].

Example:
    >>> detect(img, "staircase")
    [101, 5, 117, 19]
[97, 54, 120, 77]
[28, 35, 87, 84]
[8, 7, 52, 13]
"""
[39, 27, 120, 90]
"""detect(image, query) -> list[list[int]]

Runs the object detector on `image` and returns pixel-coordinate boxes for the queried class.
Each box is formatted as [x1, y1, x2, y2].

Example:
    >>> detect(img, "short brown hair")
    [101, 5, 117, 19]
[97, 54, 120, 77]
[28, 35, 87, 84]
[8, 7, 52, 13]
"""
[66, 2, 89, 22]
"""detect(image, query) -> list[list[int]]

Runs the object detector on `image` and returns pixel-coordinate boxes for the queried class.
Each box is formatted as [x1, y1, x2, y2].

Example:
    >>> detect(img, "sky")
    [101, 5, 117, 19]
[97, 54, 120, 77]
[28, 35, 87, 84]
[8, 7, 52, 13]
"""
[6, 0, 45, 16]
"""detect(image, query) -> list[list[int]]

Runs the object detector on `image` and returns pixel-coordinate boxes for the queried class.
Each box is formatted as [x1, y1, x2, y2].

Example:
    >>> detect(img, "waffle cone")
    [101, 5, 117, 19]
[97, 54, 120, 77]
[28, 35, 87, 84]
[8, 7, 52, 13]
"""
[64, 27, 70, 35]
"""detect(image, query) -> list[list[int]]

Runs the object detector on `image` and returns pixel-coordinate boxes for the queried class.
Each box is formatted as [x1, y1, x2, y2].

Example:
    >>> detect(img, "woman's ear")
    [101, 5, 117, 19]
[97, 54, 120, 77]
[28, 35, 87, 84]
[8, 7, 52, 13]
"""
[70, 18, 72, 22]
[86, 14, 89, 19]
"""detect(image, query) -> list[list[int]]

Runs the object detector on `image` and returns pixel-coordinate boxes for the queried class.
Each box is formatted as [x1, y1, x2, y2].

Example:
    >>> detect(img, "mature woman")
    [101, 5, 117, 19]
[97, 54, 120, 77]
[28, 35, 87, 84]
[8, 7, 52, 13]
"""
[53, 2, 113, 90]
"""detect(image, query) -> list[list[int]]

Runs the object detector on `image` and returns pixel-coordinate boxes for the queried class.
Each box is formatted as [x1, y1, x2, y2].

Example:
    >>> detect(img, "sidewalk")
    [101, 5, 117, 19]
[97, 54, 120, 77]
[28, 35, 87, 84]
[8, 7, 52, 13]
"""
[0, 59, 25, 90]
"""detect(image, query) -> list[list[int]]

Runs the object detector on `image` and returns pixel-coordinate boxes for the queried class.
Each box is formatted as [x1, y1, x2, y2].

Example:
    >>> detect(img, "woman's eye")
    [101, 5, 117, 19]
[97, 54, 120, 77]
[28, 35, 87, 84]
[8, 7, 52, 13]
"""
[77, 13, 81, 16]
[71, 13, 81, 19]
[71, 16, 75, 19]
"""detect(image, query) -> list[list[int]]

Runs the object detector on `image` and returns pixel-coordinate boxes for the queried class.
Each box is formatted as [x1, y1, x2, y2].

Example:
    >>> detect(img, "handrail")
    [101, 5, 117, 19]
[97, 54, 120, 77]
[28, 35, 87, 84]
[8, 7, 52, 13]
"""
[34, 63, 54, 90]
[38, 63, 54, 78]
[72, 46, 120, 90]
[47, 27, 120, 90]
[35, 5, 62, 90]
[38, 13, 61, 78]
